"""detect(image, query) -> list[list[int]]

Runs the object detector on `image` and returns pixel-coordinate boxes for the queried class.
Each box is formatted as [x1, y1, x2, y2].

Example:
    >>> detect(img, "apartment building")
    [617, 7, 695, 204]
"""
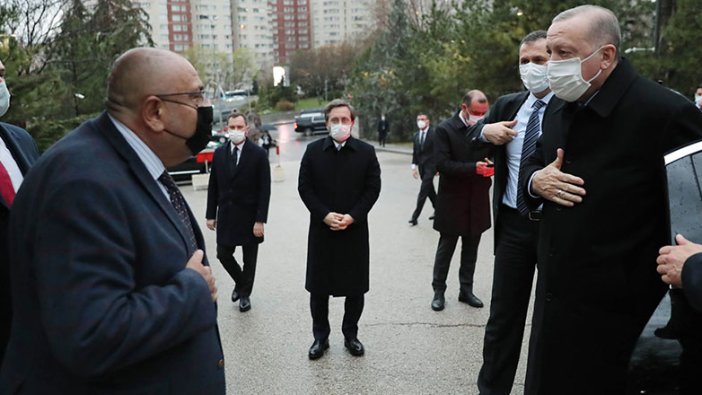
[309, 0, 373, 47]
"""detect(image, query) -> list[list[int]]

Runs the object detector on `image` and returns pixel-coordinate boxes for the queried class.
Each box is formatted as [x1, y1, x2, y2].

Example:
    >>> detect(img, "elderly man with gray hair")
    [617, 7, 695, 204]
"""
[519, 5, 702, 394]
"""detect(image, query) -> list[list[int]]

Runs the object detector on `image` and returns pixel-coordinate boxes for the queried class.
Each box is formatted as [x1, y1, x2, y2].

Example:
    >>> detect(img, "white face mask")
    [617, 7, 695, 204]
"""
[695, 94, 702, 106]
[468, 114, 484, 125]
[329, 123, 351, 142]
[547, 47, 604, 102]
[228, 130, 246, 144]
[519, 62, 549, 94]
[0, 82, 10, 118]
[417, 120, 427, 130]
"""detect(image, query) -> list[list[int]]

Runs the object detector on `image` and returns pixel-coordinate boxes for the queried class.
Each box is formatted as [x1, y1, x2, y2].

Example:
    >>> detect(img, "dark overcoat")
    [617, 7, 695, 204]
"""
[412, 126, 436, 174]
[0, 113, 225, 394]
[206, 140, 271, 246]
[433, 113, 493, 237]
[520, 59, 702, 393]
[298, 136, 381, 296]
[0, 122, 39, 361]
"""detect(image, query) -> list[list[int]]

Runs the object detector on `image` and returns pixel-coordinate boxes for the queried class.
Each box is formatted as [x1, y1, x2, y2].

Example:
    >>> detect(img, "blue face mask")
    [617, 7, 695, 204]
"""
[0, 82, 11, 117]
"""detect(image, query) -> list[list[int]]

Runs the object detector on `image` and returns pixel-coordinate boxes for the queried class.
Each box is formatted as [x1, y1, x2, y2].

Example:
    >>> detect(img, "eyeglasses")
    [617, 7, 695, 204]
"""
[154, 90, 205, 109]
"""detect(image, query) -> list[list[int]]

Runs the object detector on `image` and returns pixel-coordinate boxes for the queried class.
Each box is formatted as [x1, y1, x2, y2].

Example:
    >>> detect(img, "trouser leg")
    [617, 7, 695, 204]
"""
[217, 244, 242, 290]
[411, 167, 435, 221]
[432, 234, 458, 292]
[478, 208, 538, 395]
[342, 294, 365, 340]
[458, 234, 482, 293]
[310, 293, 330, 341]
[240, 243, 259, 296]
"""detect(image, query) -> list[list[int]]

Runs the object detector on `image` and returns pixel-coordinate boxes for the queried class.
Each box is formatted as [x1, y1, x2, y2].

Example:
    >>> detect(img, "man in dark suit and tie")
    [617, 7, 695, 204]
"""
[0, 58, 40, 366]
[430, 90, 493, 312]
[520, 5, 702, 393]
[206, 110, 271, 313]
[409, 113, 436, 226]
[0, 48, 225, 394]
[465, 30, 558, 395]
[298, 99, 381, 360]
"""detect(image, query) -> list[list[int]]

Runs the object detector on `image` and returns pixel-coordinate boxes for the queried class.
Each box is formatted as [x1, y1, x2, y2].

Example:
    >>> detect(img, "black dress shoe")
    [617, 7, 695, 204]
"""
[458, 291, 484, 308]
[408, 219, 418, 226]
[239, 296, 251, 312]
[431, 292, 445, 311]
[308, 339, 329, 360]
[344, 338, 365, 356]
[231, 290, 240, 303]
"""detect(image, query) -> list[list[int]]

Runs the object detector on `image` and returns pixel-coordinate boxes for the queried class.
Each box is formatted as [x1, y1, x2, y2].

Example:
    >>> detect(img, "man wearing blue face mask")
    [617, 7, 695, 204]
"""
[464, 30, 560, 395]
[518, 5, 702, 394]
[298, 99, 381, 360]
[206, 110, 271, 313]
[0, 58, 40, 368]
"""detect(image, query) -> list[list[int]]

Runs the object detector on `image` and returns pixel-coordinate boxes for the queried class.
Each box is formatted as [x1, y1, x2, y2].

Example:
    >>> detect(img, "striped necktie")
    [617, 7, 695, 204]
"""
[159, 171, 198, 252]
[516, 99, 546, 215]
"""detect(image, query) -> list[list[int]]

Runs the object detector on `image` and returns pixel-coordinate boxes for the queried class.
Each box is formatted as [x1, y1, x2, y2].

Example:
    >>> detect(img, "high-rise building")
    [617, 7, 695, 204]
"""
[309, 0, 374, 47]
[270, 0, 312, 64]
[232, 0, 276, 70]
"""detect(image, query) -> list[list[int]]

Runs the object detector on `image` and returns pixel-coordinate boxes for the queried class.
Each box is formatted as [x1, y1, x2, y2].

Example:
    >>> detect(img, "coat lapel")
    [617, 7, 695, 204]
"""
[95, 112, 195, 252]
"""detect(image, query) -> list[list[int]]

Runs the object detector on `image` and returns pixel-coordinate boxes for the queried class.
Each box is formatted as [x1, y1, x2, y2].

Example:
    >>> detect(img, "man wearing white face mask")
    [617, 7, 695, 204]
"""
[0, 58, 40, 367]
[409, 113, 436, 226]
[463, 30, 560, 395]
[206, 110, 271, 312]
[298, 99, 381, 360]
[517, 5, 702, 394]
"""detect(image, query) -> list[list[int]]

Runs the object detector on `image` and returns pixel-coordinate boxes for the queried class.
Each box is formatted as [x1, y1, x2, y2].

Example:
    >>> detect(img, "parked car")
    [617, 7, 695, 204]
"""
[294, 109, 327, 136]
[167, 140, 221, 182]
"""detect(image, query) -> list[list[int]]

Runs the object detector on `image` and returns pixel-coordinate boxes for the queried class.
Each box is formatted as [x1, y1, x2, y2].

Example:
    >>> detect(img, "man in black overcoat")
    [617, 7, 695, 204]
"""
[430, 90, 493, 312]
[520, 6, 702, 394]
[298, 99, 381, 360]
[206, 111, 271, 312]
[409, 112, 436, 226]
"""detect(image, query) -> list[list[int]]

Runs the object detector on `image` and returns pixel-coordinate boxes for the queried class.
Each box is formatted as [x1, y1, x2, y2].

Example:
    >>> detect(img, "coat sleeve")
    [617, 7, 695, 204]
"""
[34, 179, 217, 378]
[256, 149, 271, 223]
[411, 133, 419, 165]
[348, 147, 381, 222]
[434, 123, 476, 175]
[298, 145, 330, 223]
[682, 252, 702, 312]
[205, 149, 220, 220]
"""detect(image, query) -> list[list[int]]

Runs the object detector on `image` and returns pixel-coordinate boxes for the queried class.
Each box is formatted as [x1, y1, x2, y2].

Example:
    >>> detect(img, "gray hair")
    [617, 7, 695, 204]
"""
[323, 99, 356, 123]
[553, 5, 621, 51]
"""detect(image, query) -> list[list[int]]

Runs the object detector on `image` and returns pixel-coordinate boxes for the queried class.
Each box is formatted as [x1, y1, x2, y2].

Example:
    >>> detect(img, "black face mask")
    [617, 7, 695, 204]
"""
[185, 106, 213, 155]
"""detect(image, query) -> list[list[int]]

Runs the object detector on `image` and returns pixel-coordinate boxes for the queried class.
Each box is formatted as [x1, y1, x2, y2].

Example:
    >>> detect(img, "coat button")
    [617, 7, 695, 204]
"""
[545, 292, 553, 302]
[218, 359, 225, 368]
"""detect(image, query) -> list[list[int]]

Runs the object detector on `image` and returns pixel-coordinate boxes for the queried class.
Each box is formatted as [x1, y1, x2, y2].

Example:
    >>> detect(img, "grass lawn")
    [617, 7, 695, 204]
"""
[296, 97, 325, 110]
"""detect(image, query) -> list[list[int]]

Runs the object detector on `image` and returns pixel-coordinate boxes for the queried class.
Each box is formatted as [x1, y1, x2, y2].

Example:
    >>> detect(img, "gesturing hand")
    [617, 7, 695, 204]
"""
[186, 249, 217, 302]
[483, 120, 518, 145]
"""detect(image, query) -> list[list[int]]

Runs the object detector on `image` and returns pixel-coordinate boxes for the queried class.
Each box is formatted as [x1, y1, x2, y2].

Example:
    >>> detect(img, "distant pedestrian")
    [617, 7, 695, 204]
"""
[377, 113, 389, 147]
[258, 129, 275, 158]
[206, 110, 271, 313]
[298, 99, 381, 360]
[409, 113, 436, 226]
[695, 84, 702, 111]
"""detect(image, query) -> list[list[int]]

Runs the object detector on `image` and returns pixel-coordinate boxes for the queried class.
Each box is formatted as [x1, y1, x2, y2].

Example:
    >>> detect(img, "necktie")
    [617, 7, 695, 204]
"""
[159, 172, 198, 251]
[233, 146, 239, 166]
[517, 99, 546, 215]
[420, 131, 426, 147]
[0, 161, 15, 206]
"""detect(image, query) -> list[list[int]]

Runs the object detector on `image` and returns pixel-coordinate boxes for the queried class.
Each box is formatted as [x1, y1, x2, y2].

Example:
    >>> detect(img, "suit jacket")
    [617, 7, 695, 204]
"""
[0, 113, 225, 394]
[412, 126, 435, 173]
[298, 136, 381, 296]
[433, 113, 493, 237]
[520, 59, 702, 392]
[377, 119, 389, 134]
[206, 140, 271, 246]
[0, 122, 39, 361]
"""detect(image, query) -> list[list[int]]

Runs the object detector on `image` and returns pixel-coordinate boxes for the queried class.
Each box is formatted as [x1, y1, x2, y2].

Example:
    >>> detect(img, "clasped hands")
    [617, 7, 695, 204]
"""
[324, 212, 354, 231]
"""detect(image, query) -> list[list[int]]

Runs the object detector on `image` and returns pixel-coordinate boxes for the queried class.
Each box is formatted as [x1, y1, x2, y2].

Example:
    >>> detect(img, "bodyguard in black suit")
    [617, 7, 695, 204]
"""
[469, 31, 558, 395]
[431, 90, 493, 311]
[206, 111, 271, 312]
[409, 113, 436, 226]
[520, 6, 702, 393]
[0, 48, 224, 394]
[0, 59, 40, 365]
[298, 99, 381, 360]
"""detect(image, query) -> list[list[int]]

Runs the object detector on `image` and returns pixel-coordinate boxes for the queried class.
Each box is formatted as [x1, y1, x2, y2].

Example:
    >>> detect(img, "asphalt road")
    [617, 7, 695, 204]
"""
[181, 126, 535, 394]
